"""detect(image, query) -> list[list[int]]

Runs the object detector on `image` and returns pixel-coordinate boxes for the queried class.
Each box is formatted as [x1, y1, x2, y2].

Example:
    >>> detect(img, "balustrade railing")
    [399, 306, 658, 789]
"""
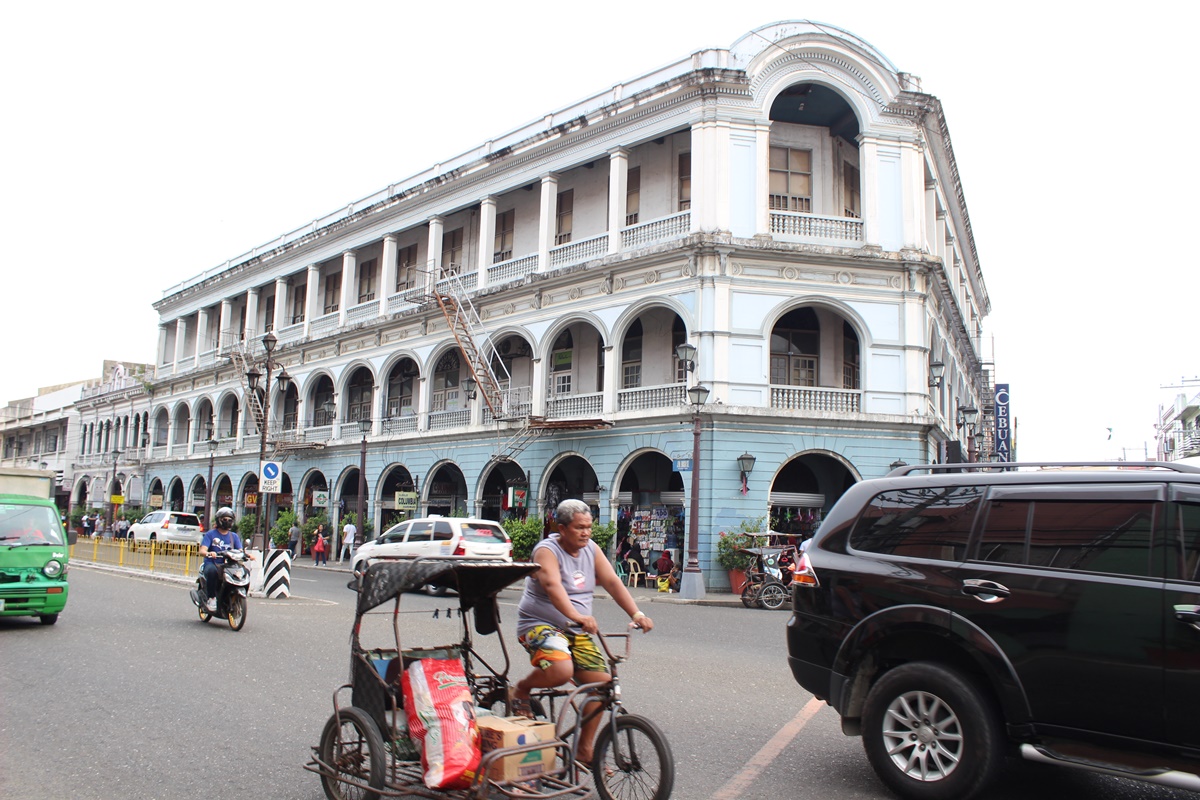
[346, 300, 378, 325]
[429, 409, 469, 431]
[309, 312, 339, 338]
[302, 424, 333, 442]
[617, 383, 687, 412]
[386, 291, 421, 314]
[483, 387, 532, 423]
[275, 321, 305, 344]
[621, 211, 690, 250]
[381, 416, 418, 435]
[487, 254, 538, 285]
[769, 211, 864, 242]
[770, 385, 861, 413]
[547, 391, 603, 418]
[549, 233, 607, 268]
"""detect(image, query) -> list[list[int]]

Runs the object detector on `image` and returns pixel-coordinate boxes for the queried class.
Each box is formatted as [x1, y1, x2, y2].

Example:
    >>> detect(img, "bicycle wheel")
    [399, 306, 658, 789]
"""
[758, 582, 788, 610]
[319, 706, 385, 800]
[740, 583, 761, 609]
[593, 714, 674, 800]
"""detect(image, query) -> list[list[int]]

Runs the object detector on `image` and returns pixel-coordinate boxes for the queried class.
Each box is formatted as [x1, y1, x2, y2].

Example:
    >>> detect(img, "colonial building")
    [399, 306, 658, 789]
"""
[1157, 388, 1200, 465]
[140, 21, 994, 588]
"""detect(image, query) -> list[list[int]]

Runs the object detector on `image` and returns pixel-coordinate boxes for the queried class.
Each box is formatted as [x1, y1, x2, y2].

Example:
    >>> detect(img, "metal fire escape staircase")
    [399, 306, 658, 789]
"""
[431, 271, 611, 462]
[227, 338, 321, 461]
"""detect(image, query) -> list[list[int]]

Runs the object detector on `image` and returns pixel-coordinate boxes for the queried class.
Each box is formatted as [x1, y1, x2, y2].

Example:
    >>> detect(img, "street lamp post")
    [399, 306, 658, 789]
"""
[204, 437, 218, 528]
[358, 418, 370, 544]
[246, 331, 291, 550]
[956, 406, 979, 463]
[107, 449, 122, 533]
[676, 339, 709, 600]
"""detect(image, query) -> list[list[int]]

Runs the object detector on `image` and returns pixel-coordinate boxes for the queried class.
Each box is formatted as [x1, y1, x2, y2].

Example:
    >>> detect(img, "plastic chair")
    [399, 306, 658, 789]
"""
[614, 560, 628, 581]
[625, 559, 647, 588]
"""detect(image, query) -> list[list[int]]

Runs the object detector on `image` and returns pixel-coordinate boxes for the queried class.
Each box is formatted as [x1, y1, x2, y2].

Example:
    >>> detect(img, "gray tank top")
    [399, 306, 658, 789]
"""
[517, 534, 597, 636]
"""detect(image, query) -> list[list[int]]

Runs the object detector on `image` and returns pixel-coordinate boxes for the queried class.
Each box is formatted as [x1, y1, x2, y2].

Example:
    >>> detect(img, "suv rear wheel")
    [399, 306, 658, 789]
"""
[861, 662, 1002, 800]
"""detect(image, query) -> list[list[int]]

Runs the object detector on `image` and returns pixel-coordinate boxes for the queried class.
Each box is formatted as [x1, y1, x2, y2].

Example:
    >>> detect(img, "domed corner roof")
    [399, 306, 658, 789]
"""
[728, 19, 901, 76]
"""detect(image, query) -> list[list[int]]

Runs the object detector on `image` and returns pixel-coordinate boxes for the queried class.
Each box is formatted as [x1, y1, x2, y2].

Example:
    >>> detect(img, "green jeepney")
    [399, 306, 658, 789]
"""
[0, 468, 75, 625]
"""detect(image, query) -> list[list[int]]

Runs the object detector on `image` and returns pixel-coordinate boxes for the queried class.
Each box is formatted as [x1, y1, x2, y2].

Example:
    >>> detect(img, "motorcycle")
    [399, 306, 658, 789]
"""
[189, 549, 250, 631]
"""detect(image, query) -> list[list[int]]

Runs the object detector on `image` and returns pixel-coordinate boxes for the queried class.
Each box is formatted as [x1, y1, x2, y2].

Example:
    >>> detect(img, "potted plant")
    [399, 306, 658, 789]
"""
[715, 517, 767, 594]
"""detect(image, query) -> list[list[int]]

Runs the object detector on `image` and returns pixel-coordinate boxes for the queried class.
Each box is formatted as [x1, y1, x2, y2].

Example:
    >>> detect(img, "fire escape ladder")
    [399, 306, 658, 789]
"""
[495, 418, 545, 462]
[432, 273, 512, 418]
[227, 343, 267, 437]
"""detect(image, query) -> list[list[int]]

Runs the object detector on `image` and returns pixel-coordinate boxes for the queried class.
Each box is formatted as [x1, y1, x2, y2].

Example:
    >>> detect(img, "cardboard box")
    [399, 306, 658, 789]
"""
[476, 715, 557, 781]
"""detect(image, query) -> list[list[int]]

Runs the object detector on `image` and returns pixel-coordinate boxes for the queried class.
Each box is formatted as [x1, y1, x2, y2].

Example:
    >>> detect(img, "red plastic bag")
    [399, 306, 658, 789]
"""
[402, 657, 481, 789]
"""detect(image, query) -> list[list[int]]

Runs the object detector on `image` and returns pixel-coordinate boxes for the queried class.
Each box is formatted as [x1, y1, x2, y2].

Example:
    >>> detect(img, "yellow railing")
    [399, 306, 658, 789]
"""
[69, 538, 200, 578]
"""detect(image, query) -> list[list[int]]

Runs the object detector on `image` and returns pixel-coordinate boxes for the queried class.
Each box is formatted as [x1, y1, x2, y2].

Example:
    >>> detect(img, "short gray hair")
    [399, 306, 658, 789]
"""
[555, 499, 592, 528]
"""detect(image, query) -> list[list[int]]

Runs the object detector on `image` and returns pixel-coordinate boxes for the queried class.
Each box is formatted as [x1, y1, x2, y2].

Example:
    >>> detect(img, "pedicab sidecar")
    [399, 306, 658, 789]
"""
[305, 556, 594, 800]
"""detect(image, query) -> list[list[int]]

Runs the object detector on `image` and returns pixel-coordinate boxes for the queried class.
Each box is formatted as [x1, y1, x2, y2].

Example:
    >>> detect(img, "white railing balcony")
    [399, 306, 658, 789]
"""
[770, 385, 862, 413]
[621, 211, 690, 250]
[547, 391, 603, 418]
[550, 233, 608, 268]
[436, 270, 478, 295]
[196, 349, 218, 369]
[151, 445, 168, 460]
[1182, 431, 1200, 456]
[488, 254, 538, 285]
[386, 290, 422, 314]
[483, 386, 532, 423]
[346, 300, 378, 325]
[302, 424, 333, 442]
[309, 312, 339, 338]
[618, 382, 687, 412]
[429, 409, 469, 431]
[275, 321, 305, 345]
[769, 211, 864, 243]
[382, 415, 418, 435]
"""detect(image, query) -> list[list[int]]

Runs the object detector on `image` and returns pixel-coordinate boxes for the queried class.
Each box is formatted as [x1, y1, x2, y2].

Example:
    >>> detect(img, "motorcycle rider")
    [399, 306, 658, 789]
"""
[198, 507, 252, 612]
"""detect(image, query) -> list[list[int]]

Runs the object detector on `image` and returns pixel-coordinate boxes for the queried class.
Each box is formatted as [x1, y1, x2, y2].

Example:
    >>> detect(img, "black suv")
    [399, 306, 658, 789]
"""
[787, 461, 1200, 800]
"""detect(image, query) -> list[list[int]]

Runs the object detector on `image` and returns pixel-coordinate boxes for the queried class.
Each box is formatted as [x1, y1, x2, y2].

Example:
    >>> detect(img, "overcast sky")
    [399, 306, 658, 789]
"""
[2, 1, 1194, 462]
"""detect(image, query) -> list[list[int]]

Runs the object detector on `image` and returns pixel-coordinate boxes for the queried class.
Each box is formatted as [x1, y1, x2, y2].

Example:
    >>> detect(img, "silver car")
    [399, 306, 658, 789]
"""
[128, 511, 204, 549]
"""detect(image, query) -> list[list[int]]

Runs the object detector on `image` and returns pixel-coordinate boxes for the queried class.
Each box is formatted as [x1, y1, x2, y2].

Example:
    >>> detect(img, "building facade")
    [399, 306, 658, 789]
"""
[1158, 389, 1200, 465]
[136, 21, 992, 588]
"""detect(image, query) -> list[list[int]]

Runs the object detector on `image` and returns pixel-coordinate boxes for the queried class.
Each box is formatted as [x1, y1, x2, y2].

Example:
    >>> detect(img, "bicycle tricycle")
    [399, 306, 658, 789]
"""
[305, 556, 674, 800]
[738, 545, 797, 610]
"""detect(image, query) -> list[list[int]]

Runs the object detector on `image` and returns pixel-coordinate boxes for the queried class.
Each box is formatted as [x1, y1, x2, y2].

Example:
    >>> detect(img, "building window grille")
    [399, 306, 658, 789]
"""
[494, 210, 515, 262]
[358, 258, 377, 303]
[323, 273, 342, 315]
[843, 162, 861, 218]
[626, 167, 640, 225]
[555, 190, 573, 245]
[678, 153, 691, 211]
[291, 286, 306, 324]
[769, 146, 813, 212]
[441, 228, 463, 275]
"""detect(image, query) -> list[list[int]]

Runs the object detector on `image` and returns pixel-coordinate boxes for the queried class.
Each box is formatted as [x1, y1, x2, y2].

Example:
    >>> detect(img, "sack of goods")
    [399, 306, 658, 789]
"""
[401, 656, 481, 789]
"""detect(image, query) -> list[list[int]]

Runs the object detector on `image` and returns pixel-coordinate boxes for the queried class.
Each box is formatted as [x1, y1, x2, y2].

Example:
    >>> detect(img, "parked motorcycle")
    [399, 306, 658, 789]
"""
[189, 549, 250, 631]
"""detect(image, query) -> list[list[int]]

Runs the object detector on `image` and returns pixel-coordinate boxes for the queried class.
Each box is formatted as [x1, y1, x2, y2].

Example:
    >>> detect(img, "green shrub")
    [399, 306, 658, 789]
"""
[237, 513, 257, 542]
[590, 518, 616, 555]
[341, 511, 374, 539]
[302, 512, 330, 552]
[271, 509, 298, 548]
[503, 516, 546, 560]
[714, 516, 768, 571]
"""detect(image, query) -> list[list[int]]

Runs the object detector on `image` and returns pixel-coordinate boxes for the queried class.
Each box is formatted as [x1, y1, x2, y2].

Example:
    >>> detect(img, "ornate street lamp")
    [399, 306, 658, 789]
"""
[682, 381, 709, 600]
[204, 437, 218, 528]
[247, 331, 291, 549]
[358, 417, 370, 544]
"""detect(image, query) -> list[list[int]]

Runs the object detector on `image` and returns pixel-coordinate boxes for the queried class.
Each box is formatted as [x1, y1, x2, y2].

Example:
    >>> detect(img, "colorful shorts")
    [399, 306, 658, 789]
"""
[519, 624, 607, 674]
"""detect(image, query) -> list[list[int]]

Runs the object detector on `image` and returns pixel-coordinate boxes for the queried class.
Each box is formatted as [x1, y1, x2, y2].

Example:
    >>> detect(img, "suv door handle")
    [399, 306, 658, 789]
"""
[962, 579, 1011, 603]
[1174, 604, 1200, 632]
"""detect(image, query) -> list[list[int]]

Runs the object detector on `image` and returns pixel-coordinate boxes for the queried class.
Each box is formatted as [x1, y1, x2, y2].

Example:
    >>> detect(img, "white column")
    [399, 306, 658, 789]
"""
[602, 345, 617, 414]
[859, 135, 881, 247]
[537, 173, 558, 272]
[755, 121, 771, 235]
[172, 318, 188, 375]
[417, 376, 431, 432]
[244, 288, 260, 343]
[477, 197, 496, 289]
[305, 264, 320, 336]
[157, 325, 168, 374]
[530, 357, 546, 417]
[426, 218, 444, 295]
[218, 299, 232, 351]
[371, 383, 383, 436]
[194, 308, 208, 368]
[924, 181, 938, 255]
[273, 278, 289, 332]
[607, 149, 628, 254]
[339, 250, 356, 327]
[380, 234, 398, 317]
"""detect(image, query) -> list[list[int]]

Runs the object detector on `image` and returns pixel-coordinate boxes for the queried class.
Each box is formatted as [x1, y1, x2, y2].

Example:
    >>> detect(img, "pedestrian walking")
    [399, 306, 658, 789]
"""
[287, 521, 301, 557]
[312, 524, 328, 566]
[82, 513, 93, 539]
[339, 519, 357, 564]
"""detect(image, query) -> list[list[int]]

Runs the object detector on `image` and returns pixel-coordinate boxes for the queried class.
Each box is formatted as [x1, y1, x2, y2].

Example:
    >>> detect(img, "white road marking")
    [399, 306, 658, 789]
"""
[710, 697, 824, 800]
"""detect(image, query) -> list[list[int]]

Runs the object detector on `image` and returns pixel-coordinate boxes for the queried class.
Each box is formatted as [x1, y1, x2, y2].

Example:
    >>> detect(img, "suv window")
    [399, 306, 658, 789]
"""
[977, 485, 1157, 577]
[405, 521, 433, 542]
[380, 522, 409, 544]
[1168, 486, 1200, 582]
[432, 521, 454, 541]
[143, 512, 165, 524]
[848, 486, 979, 560]
[170, 513, 200, 527]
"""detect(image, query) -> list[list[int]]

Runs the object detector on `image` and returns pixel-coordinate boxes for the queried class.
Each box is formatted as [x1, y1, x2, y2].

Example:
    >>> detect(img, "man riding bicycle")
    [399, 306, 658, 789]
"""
[512, 498, 653, 764]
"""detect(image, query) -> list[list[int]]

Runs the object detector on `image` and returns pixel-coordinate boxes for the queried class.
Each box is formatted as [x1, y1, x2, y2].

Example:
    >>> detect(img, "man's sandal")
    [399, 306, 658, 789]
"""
[509, 692, 535, 719]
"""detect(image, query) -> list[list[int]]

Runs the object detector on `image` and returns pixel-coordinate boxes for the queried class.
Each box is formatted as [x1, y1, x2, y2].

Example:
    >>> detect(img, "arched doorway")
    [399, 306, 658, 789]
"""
[541, 456, 600, 521]
[427, 463, 467, 517]
[167, 477, 185, 512]
[616, 452, 684, 566]
[481, 460, 528, 522]
[768, 453, 858, 541]
[299, 471, 330, 523]
[379, 465, 419, 532]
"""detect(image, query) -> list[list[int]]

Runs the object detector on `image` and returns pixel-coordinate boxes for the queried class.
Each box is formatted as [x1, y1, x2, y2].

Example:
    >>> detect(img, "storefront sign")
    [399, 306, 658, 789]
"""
[994, 384, 1011, 462]
[150, 494, 163, 509]
[313, 490, 329, 508]
[246, 492, 258, 508]
[395, 491, 418, 511]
